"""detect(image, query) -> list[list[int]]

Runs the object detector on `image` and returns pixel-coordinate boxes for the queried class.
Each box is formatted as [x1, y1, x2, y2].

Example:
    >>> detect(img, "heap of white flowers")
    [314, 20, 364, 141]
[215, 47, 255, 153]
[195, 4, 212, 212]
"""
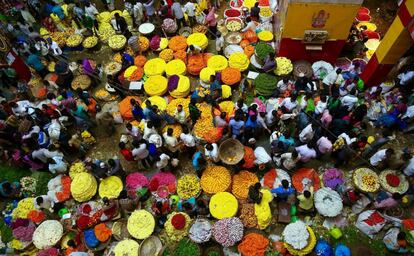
[314, 187, 343, 217]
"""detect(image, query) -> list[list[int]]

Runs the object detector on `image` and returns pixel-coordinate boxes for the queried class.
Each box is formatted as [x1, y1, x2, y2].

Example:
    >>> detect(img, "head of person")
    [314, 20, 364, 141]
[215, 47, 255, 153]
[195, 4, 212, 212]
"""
[320, 95, 327, 103]
[254, 2, 259, 7]
[118, 142, 126, 149]
[132, 139, 140, 148]
[205, 143, 213, 151]
[220, 112, 227, 119]
[177, 104, 183, 112]
[130, 98, 136, 106]
[336, 68, 342, 74]
[210, 75, 216, 83]
[397, 232, 407, 241]
[183, 202, 192, 211]
[216, 31, 221, 38]
[126, 123, 132, 130]
[189, 45, 195, 51]
[196, 198, 206, 208]
[237, 99, 244, 108]
[119, 190, 128, 199]
[36, 196, 44, 205]
[197, 156, 206, 165]
[350, 88, 357, 96]
[114, 13, 120, 19]
[292, 150, 299, 158]
[392, 192, 402, 200]
[303, 190, 311, 198]
[281, 179, 289, 189]
[108, 158, 115, 167]
[282, 76, 289, 83]
[291, 94, 298, 101]
[246, 17, 251, 23]
[182, 126, 189, 134]
[102, 197, 110, 205]
[167, 128, 174, 136]
[147, 120, 154, 128]
[67, 239, 76, 248]
[386, 148, 395, 158]
[145, 99, 152, 107]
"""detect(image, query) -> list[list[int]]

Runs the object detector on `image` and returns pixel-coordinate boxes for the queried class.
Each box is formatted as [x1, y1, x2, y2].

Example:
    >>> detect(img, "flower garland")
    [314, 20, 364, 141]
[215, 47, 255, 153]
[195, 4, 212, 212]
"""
[177, 174, 201, 199]
[47, 174, 71, 202]
[232, 171, 259, 199]
[114, 239, 139, 256]
[69, 162, 87, 179]
[228, 52, 250, 71]
[379, 169, 409, 194]
[126, 172, 149, 191]
[212, 217, 244, 247]
[169, 75, 190, 98]
[143, 58, 166, 76]
[98, 176, 123, 199]
[314, 187, 343, 217]
[70, 172, 97, 202]
[166, 59, 187, 76]
[169, 36, 188, 51]
[285, 226, 317, 256]
[166, 98, 190, 118]
[127, 210, 155, 239]
[187, 33, 208, 49]
[221, 67, 241, 86]
[32, 220, 63, 249]
[165, 212, 192, 241]
[189, 218, 212, 243]
[322, 168, 344, 189]
[12, 198, 35, 219]
[20, 177, 37, 197]
[200, 166, 231, 194]
[353, 168, 380, 193]
[144, 75, 168, 96]
[207, 55, 229, 72]
[275, 57, 293, 76]
[238, 233, 269, 256]
[283, 221, 309, 250]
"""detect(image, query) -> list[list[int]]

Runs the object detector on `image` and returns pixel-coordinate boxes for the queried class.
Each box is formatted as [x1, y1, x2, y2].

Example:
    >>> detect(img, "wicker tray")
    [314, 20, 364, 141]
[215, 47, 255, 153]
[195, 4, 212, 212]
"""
[352, 167, 380, 193]
[218, 138, 245, 165]
[293, 60, 313, 78]
[379, 169, 409, 194]
[104, 62, 122, 76]
[71, 74, 91, 90]
[225, 32, 243, 44]
[139, 236, 163, 256]
[111, 220, 130, 241]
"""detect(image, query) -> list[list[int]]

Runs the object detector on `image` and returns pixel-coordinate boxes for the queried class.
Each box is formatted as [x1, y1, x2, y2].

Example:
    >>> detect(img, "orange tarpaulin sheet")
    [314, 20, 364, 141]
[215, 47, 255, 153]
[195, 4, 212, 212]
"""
[118, 96, 141, 120]
[292, 168, 321, 193]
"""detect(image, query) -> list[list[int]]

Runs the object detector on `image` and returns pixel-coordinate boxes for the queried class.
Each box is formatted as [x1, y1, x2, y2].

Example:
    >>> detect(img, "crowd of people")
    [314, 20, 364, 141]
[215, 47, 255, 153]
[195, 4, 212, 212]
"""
[1, 0, 414, 255]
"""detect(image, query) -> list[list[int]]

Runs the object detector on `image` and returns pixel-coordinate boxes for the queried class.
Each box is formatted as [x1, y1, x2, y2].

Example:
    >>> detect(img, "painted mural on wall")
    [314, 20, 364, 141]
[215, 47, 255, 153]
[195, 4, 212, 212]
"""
[312, 10, 329, 28]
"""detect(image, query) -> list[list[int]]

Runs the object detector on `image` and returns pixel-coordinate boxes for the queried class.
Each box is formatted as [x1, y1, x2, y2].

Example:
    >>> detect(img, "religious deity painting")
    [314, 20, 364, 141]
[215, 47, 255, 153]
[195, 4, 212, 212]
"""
[312, 10, 330, 28]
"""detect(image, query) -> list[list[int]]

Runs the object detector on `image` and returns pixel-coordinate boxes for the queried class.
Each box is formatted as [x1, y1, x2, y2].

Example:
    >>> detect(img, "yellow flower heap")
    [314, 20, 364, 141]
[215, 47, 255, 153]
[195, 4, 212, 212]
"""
[275, 57, 293, 76]
[260, 7, 272, 17]
[144, 75, 168, 96]
[229, 52, 250, 71]
[83, 36, 98, 48]
[166, 98, 190, 117]
[243, 0, 257, 8]
[99, 176, 123, 199]
[209, 192, 238, 219]
[124, 66, 138, 80]
[166, 59, 187, 76]
[200, 166, 231, 194]
[165, 212, 192, 241]
[187, 33, 208, 49]
[170, 75, 190, 98]
[114, 239, 139, 256]
[258, 31, 274, 42]
[193, 103, 215, 141]
[141, 96, 167, 110]
[69, 162, 87, 179]
[207, 55, 228, 72]
[127, 210, 155, 239]
[200, 67, 216, 83]
[219, 101, 235, 117]
[177, 174, 201, 199]
[66, 34, 83, 47]
[108, 35, 126, 50]
[160, 49, 174, 62]
[97, 23, 115, 43]
[12, 198, 35, 219]
[70, 172, 97, 202]
[144, 58, 166, 76]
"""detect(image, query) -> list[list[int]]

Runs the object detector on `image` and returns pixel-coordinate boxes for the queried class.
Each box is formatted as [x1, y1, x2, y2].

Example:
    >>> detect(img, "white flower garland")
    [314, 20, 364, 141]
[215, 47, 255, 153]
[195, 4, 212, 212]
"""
[32, 220, 63, 249]
[282, 221, 309, 250]
[314, 187, 343, 217]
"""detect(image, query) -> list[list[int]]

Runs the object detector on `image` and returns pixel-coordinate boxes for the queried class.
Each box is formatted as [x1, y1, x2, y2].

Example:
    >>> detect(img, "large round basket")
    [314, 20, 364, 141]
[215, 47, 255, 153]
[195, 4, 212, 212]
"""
[293, 60, 313, 78]
[179, 26, 192, 37]
[111, 220, 130, 241]
[225, 32, 243, 45]
[139, 23, 155, 35]
[139, 236, 163, 256]
[71, 75, 91, 90]
[219, 138, 245, 165]
[352, 168, 380, 193]
[104, 61, 122, 76]
[379, 169, 409, 194]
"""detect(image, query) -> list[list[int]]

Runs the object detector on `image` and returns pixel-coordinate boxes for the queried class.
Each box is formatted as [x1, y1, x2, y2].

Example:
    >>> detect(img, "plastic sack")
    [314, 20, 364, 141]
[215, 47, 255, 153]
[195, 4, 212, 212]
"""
[253, 146, 271, 165]
[355, 210, 386, 238]
[113, 112, 123, 124]
[314, 239, 334, 256]
[334, 244, 351, 256]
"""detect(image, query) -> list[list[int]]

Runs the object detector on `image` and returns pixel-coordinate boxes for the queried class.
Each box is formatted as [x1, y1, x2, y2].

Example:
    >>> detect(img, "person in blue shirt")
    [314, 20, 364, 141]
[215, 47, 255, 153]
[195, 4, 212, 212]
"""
[51, 4, 65, 20]
[245, 115, 258, 130]
[130, 98, 145, 121]
[192, 151, 206, 177]
[271, 179, 296, 202]
[27, 52, 46, 77]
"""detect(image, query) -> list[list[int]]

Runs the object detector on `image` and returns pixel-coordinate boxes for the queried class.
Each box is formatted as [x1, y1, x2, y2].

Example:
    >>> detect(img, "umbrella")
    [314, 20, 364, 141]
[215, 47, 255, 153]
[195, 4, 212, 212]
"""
[334, 57, 352, 71]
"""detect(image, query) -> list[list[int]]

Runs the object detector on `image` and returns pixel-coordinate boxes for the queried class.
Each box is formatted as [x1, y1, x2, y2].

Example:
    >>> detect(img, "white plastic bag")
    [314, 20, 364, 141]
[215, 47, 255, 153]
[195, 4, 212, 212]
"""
[355, 210, 386, 238]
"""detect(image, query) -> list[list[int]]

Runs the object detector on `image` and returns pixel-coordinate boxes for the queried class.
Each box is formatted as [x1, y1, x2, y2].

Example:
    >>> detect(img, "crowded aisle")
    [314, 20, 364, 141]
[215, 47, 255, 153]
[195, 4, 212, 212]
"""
[0, 0, 414, 255]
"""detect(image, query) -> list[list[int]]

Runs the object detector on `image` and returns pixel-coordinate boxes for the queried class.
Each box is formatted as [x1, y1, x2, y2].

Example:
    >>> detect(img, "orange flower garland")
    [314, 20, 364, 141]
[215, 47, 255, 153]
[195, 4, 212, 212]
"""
[232, 171, 259, 199]
[187, 53, 211, 75]
[174, 50, 187, 63]
[221, 67, 241, 86]
[94, 223, 112, 242]
[129, 68, 144, 81]
[238, 233, 269, 256]
[28, 210, 46, 224]
[244, 45, 255, 58]
[56, 175, 71, 202]
[168, 36, 188, 51]
[134, 55, 147, 67]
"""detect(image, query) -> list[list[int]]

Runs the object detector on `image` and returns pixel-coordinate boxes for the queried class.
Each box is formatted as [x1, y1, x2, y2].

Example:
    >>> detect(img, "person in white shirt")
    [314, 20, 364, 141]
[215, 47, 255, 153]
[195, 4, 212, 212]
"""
[214, 112, 228, 128]
[156, 153, 170, 170]
[215, 32, 224, 54]
[241, 17, 256, 32]
[338, 132, 357, 145]
[49, 39, 62, 56]
[179, 126, 196, 158]
[32, 147, 62, 164]
[403, 156, 414, 176]
[316, 136, 332, 155]
[187, 44, 203, 56]
[322, 68, 342, 95]
[370, 148, 394, 168]
[174, 104, 187, 124]
[299, 123, 315, 143]
[276, 77, 292, 95]
[257, 112, 271, 133]
[265, 110, 278, 128]
[10, 100, 32, 116]
[295, 143, 317, 162]
[131, 140, 151, 168]
[398, 69, 414, 86]
[277, 150, 300, 171]
[183, 0, 196, 26]
[143, 121, 158, 140]
[235, 99, 248, 114]
[125, 123, 141, 140]
[280, 95, 298, 112]
[48, 155, 68, 174]
[315, 95, 327, 115]
[35, 195, 54, 212]
[84, 2, 98, 19]
[171, 0, 185, 28]
[163, 128, 179, 156]
[205, 143, 219, 162]
[341, 88, 358, 111]
[133, 1, 144, 26]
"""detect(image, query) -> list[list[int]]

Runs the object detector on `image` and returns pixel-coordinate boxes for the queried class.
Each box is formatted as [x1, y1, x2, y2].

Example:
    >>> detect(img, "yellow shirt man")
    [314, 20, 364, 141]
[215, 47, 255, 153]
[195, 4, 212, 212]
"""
[297, 186, 314, 210]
